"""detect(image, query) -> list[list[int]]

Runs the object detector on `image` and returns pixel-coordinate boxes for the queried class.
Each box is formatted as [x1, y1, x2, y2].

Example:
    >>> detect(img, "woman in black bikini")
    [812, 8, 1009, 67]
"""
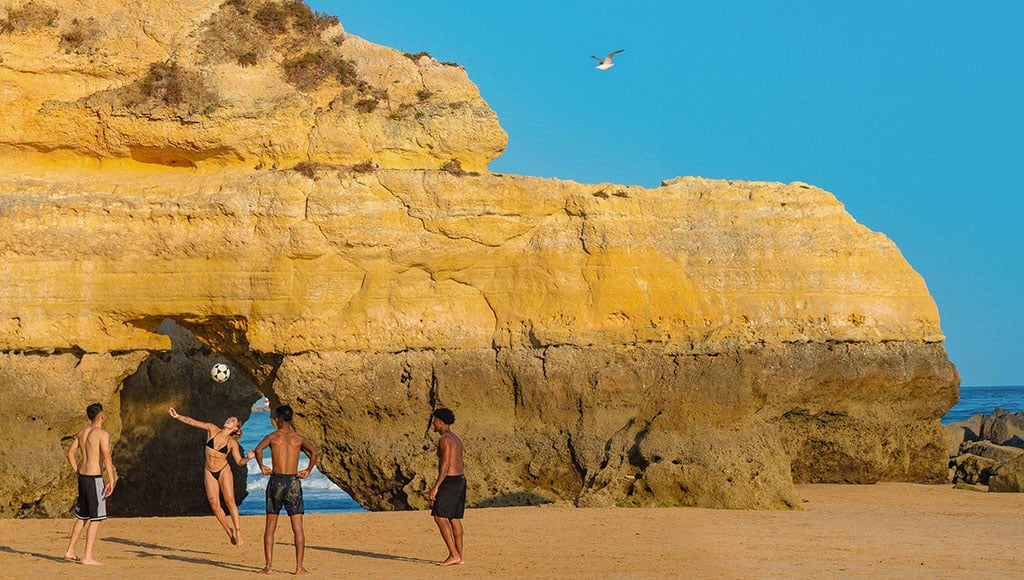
[168, 407, 251, 546]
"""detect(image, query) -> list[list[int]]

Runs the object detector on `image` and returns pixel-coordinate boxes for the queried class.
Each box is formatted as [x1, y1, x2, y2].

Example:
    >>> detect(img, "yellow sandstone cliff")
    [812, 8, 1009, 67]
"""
[0, 0, 957, 516]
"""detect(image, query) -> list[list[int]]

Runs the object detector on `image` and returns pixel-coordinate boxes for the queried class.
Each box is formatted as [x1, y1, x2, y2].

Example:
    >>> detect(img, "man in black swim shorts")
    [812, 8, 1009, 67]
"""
[253, 404, 318, 576]
[267, 472, 305, 516]
[64, 403, 116, 566]
[429, 408, 466, 566]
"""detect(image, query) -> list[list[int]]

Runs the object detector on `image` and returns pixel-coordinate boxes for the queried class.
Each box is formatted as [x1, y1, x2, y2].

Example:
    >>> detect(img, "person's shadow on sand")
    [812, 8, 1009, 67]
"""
[105, 536, 213, 555]
[307, 544, 434, 564]
[104, 537, 262, 573]
[0, 544, 70, 563]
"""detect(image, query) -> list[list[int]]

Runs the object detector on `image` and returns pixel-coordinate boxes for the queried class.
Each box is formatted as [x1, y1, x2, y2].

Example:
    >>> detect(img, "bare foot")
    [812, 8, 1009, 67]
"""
[437, 557, 464, 566]
[295, 567, 310, 576]
[258, 567, 273, 575]
[228, 529, 237, 545]
[235, 533, 244, 548]
[63, 554, 78, 561]
[81, 558, 105, 566]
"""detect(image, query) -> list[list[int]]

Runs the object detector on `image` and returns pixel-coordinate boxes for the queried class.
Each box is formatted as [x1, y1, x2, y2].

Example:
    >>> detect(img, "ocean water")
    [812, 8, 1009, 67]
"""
[238, 411, 365, 515]
[942, 385, 1024, 424]
[236, 386, 1023, 514]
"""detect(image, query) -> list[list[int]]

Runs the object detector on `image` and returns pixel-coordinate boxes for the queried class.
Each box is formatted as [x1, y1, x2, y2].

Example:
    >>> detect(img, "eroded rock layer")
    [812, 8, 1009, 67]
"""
[0, 0, 958, 516]
[0, 167, 959, 513]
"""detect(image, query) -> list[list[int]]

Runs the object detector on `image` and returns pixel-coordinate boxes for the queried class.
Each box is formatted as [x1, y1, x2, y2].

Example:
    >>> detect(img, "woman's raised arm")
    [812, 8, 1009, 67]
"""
[168, 407, 217, 431]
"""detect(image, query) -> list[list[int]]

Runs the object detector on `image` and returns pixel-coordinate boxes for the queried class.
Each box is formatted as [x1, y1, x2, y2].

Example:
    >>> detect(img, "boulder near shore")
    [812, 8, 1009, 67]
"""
[0, 0, 958, 517]
[947, 409, 1024, 492]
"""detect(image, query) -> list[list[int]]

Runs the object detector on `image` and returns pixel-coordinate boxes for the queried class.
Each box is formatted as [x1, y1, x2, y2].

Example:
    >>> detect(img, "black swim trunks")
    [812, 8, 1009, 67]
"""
[431, 474, 466, 519]
[74, 474, 107, 521]
[266, 473, 304, 516]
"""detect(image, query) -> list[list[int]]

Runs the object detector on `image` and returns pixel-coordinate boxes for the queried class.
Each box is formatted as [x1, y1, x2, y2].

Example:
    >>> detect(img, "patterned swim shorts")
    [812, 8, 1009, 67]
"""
[266, 473, 304, 516]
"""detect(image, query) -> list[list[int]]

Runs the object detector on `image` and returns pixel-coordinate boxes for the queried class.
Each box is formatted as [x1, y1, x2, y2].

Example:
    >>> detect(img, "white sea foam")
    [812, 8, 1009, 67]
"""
[245, 468, 341, 492]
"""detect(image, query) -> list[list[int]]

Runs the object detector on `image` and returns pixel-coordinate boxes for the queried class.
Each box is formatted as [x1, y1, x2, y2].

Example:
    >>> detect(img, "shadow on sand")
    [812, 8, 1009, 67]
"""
[307, 544, 434, 565]
[105, 536, 214, 555]
[0, 544, 71, 563]
[104, 537, 261, 573]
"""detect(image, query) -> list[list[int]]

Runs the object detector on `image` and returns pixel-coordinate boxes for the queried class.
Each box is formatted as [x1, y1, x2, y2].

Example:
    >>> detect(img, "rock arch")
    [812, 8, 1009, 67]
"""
[111, 318, 269, 516]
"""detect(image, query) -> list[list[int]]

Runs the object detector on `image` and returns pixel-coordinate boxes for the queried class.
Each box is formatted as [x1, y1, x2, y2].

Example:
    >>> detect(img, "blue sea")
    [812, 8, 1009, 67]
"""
[238, 386, 1023, 514]
[238, 411, 365, 515]
[942, 385, 1024, 424]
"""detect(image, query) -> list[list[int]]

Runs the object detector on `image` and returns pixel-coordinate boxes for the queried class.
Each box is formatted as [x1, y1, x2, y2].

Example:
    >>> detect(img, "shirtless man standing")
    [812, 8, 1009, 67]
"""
[63, 402, 117, 566]
[252, 404, 319, 576]
[428, 408, 465, 566]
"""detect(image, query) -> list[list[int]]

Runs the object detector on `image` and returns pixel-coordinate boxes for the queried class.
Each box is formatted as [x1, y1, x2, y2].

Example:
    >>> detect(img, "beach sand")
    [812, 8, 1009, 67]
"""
[3, 483, 1022, 578]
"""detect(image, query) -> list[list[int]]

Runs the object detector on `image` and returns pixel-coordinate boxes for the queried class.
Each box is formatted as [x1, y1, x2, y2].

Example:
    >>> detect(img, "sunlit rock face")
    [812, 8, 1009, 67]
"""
[0, 0, 957, 516]
[0, 0, 506, 173]
[0, 351, 146, 517]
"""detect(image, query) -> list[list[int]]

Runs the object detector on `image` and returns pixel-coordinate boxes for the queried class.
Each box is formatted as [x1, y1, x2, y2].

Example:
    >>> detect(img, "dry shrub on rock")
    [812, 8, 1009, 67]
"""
[85, 61, 221, 117]
[199, 1, 355, 91]
[0, 1, 58, 34]
[138, 62, 218, 112]
[59, 17, 105, 54]
[248, 0, 337, 35]
[282, 49, 358, 91]
[199, 5, 266, 66]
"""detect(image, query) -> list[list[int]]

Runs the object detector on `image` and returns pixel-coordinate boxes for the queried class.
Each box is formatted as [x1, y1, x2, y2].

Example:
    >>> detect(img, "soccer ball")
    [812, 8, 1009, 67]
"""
[210, 363, 231, 383]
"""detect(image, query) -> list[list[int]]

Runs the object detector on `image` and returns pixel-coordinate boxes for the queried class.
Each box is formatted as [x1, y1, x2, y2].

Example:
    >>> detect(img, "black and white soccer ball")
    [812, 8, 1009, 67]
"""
[210, 363, 231, 383]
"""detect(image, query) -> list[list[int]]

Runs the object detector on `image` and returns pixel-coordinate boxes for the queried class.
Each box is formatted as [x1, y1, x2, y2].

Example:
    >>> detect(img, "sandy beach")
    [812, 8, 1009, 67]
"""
[2, 483, 1022, 579]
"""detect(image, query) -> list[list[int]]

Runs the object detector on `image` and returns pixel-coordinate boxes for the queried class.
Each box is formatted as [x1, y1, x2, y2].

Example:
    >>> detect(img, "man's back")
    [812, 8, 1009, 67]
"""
[64, 403, 115, 566]
[439, 431, 464, 475]
[265, 429, 306, 474]
[76, 426, 108, 476]
[255, 405, 319, 575]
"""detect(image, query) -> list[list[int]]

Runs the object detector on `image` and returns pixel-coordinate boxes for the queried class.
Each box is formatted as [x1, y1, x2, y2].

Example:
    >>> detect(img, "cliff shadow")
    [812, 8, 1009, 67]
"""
[111, 317, 275, 516]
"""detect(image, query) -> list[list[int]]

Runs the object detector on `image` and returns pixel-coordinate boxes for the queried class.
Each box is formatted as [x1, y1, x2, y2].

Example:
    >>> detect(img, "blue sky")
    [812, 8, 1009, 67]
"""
[309, 1, 1023, 387]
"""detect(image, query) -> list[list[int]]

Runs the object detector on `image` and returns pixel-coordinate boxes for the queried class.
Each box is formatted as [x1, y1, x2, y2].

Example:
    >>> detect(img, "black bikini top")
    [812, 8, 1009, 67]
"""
[206, 437, 228, 454]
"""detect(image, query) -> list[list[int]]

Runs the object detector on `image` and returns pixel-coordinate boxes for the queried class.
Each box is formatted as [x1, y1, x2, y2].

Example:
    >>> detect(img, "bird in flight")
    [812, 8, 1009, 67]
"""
[592, 49, 625, 70]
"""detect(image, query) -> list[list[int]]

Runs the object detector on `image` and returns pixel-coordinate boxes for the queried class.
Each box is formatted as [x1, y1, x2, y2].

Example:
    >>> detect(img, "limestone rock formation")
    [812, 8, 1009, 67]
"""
[960, 440, 1024, 465]
[0, 0, 505, 173]
[946, 410, 1024, 493]
[977, 409, 1024, 448]
[952, 454, 996, 486]
[0, 0, 959, 516]
[0, 350, 146, 516]
[989, 455, 1024, 493]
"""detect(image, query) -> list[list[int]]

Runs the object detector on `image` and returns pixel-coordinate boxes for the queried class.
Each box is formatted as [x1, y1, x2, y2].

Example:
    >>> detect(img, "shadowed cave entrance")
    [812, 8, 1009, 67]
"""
[113, 317, 360, 516]
[111, 317, 272, 516]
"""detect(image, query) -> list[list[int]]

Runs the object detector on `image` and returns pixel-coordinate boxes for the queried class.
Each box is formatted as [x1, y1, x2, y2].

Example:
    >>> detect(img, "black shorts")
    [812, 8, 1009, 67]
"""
[431, 474, 466, 519]
[266, 473, 304, 516]
[74, 474, 107, 521]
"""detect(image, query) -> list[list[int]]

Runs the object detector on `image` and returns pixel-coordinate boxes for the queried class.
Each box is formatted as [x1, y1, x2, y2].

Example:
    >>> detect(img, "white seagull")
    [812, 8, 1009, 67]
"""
[592, 49, 625, 70]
